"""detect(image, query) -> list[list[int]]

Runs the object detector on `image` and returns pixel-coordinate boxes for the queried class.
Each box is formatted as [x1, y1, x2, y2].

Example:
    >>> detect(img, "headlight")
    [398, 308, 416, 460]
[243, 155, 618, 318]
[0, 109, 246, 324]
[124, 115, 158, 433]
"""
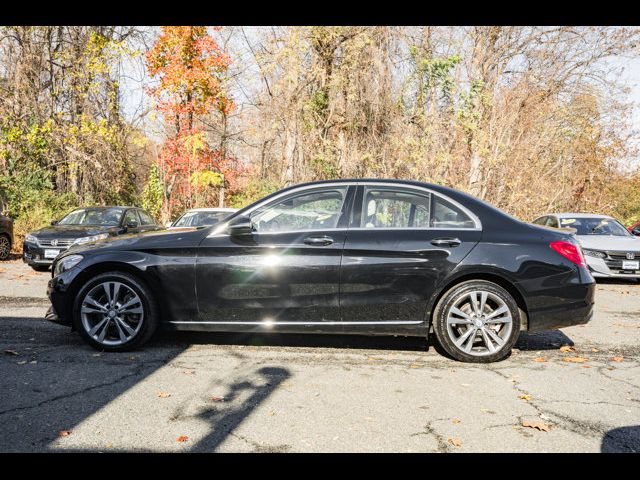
[54, 254, 83, 276]
[25, 234, 38, 245]
[583, 249, 606, 259]
[72, 233, 109, 245]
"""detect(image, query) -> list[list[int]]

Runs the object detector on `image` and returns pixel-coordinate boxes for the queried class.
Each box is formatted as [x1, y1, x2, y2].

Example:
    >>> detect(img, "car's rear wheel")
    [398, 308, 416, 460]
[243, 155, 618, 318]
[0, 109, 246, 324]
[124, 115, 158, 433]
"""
[0, 235, 11, 260]
[432, 280, 521, 363]
[31, 265, 50, 272]
[73, 271, 158, 351]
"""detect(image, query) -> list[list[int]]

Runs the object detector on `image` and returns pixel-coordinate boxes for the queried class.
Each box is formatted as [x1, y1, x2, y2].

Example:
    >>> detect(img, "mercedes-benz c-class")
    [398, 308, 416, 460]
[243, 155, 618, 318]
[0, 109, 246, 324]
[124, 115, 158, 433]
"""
[47, 180, 595, 362]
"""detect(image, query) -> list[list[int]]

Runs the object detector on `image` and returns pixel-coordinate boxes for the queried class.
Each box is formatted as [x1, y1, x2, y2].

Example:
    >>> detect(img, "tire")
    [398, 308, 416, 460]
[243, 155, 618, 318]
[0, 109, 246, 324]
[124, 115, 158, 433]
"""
[0, 234, 11, 261]
[73, 271, 158, 352]
[31, 265, 50, 272]
[432, 280, 521, 363]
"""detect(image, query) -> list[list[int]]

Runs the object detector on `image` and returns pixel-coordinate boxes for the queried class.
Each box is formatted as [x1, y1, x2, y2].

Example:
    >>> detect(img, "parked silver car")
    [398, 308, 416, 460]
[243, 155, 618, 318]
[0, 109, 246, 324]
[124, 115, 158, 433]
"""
[166, 208, 238, 229]
[533, 213, 640, 280]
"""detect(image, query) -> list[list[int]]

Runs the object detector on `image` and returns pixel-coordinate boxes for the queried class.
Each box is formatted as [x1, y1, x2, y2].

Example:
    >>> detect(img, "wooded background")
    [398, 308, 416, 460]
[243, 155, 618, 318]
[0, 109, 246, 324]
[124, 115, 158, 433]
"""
[2, 26, 640, 249]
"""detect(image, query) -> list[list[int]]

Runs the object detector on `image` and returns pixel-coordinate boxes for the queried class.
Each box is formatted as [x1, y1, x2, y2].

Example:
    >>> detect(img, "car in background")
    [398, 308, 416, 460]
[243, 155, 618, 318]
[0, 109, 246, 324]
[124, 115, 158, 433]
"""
[628, 220, 640, 237]
[47, 179, 595, 362]
[0, 212, 13, 261]
[167, 207, 237, 229]
[533, 213, 640, 280]
[23, 206, 161, 271]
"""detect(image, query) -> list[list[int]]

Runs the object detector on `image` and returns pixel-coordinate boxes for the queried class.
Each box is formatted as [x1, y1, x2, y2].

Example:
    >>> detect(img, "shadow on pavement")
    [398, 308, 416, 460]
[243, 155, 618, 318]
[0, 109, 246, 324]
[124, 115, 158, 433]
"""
[601, 425, 640, 452]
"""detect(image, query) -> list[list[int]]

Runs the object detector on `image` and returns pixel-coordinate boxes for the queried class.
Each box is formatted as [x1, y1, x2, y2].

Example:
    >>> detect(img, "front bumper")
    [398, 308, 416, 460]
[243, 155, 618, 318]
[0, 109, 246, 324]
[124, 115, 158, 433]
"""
[23, 242, 70, 266]
[585, 256, 640, 280]
[46, 267, 84, 327]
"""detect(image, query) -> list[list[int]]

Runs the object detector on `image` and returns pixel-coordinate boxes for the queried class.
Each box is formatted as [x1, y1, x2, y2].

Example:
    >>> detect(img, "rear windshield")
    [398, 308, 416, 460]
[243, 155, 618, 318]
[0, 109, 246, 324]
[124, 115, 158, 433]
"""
[559, 217, 630, 236]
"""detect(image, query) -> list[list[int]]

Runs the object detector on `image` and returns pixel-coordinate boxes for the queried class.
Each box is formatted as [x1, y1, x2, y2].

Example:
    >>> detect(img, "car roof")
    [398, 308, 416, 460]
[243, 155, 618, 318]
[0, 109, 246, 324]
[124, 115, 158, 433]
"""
[544, 213, 615, 219]
[185, 208, 237, 212]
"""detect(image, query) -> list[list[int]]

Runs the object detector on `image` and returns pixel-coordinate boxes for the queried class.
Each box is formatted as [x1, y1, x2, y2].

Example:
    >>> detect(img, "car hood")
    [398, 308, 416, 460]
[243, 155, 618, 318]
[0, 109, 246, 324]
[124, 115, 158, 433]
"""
[60, 227, 205, 257]
[32, 225, 120, 238]
[576, 235, 640, 252]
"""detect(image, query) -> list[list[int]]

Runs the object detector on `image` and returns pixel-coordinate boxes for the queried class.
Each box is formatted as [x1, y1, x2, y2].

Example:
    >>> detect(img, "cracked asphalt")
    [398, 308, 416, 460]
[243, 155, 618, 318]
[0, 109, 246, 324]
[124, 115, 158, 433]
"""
[1, 260, 639, 452]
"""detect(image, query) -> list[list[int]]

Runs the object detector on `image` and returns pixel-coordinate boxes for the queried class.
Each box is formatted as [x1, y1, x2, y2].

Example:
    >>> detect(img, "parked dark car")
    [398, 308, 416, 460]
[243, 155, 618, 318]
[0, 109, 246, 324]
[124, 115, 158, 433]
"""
[24, 206, 161, 271]
[0, 213, 13, 261]
[47, 180, 595, 362]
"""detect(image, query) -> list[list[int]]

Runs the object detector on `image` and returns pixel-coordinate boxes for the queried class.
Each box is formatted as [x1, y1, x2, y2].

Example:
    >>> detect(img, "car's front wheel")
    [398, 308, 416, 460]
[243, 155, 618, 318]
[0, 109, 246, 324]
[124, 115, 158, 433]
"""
[432, 280, 521, 363]
[73, 271, 158, 351]
[0, 235, 10, 260]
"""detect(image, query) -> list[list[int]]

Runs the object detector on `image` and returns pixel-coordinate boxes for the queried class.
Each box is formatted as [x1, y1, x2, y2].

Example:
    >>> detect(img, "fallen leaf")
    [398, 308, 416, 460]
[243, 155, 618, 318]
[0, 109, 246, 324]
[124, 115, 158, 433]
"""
[58, 430, 72, 437]
[157, 392, 171, 398]
[409, 363, 421, 369]
[448, 438, 463, 447]
[582, 365, 592, 369]
[209, 396, 225, 402]
[4, 349, 19, 356]
[182, 370, 196, 375]
[559, 345, 575, 352]
[591, 348, 599, 353]
[533, 357, 546, 362]
[563, 357, 588, 363]
[176, 436, 189, 443]
[519, 394, 532, 402]
[522, 420, 551, 432]
[612, 356, 624, 363]
[452, 418, 461, 424]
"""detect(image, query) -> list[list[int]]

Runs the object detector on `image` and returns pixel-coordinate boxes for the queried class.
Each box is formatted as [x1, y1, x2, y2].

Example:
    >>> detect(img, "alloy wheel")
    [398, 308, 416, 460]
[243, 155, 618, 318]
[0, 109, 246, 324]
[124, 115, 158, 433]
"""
[445, 290, 513, 357]
[0, 236, 10, 260]
[80, 281, 144, 346]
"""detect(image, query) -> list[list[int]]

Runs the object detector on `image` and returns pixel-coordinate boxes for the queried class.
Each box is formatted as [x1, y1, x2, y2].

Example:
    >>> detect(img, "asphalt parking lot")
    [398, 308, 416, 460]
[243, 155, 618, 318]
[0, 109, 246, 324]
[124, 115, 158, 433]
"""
[1, 259, 639, 452]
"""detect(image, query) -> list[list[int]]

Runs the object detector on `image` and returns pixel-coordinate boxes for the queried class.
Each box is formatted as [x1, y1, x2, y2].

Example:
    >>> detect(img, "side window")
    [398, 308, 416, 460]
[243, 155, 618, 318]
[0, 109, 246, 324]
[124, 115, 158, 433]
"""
[533, 216, 548, 226]
[138, 210, 156, 226]
[361, 188, 431, 228]
[251, 187, 348, 233]
[545, 216, 559, 228]
[431, 196, 475, 229]
[123, 209, 140, 227]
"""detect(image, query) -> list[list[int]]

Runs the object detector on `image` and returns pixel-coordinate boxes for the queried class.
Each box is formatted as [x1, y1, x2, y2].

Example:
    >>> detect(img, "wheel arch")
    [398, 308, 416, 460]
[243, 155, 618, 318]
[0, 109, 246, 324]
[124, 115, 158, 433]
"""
[428, 272, 529, 331]
[66, 261, 168, 325]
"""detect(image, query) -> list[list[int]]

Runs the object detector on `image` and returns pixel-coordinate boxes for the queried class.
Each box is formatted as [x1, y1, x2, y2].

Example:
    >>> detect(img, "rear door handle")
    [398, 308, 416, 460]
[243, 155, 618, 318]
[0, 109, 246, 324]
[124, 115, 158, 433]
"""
[431, 237, 461, 247]
[304, 235, 334, 246]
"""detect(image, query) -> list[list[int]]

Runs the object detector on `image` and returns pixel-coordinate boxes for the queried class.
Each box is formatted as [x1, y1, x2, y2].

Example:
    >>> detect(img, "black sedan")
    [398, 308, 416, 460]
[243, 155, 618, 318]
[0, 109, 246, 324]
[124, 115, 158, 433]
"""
[24, 206, 161, 271]
[47, 180, 595, 362]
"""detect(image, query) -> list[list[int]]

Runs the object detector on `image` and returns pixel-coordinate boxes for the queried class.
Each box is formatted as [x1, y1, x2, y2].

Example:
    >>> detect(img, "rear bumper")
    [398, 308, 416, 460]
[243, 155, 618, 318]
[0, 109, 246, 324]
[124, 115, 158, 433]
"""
[525, 281, 596, 331]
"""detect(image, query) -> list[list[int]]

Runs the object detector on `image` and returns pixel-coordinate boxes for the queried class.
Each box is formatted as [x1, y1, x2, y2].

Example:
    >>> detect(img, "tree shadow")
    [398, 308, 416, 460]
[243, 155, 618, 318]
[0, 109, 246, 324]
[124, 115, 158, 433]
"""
[601, 425, 640, 452]
[189, 366, 290, 452]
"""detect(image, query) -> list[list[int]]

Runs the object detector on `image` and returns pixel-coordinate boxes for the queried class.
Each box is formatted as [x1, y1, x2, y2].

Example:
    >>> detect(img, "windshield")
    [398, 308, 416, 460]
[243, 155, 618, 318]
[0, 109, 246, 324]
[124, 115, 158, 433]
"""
[559, 217, 630, 236]
[173, 211, 231, 227]
[58, 208, 124, 226]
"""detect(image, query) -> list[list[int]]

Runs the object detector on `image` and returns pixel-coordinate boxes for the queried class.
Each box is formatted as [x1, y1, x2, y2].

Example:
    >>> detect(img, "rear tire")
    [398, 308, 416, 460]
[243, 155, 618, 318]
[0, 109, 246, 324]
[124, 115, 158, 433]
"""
[31, 265, 50, 272]
[0, 235, 10, 261]
[432, 280, 521, 363]
[73, 271, 158, 352]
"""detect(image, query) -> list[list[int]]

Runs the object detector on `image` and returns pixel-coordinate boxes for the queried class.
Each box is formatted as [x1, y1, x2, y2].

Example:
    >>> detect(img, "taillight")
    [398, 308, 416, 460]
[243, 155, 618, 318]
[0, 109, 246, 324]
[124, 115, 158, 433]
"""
[550, 241, 586, 267]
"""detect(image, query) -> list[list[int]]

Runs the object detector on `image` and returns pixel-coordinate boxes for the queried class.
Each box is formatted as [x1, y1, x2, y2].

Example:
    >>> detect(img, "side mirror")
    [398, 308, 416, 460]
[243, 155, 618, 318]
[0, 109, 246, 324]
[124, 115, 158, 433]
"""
[632, 227, 640, 236]
[51, 220, 58, 226]
[228, 215, 254, 236]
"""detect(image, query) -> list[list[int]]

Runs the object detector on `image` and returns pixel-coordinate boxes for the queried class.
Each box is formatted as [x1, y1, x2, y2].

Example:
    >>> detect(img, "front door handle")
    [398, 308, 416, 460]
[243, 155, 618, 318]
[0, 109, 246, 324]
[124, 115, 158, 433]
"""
[431, 237, 461, 247]
[304, 235, 334, 246]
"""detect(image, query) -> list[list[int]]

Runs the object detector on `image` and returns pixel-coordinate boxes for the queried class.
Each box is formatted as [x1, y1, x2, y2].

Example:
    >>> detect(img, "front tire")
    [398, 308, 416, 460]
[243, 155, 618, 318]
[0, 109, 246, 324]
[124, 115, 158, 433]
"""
[432, 280, 521, 363]
[0, 235, 10, 260]
[73, 271, 158, 351]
